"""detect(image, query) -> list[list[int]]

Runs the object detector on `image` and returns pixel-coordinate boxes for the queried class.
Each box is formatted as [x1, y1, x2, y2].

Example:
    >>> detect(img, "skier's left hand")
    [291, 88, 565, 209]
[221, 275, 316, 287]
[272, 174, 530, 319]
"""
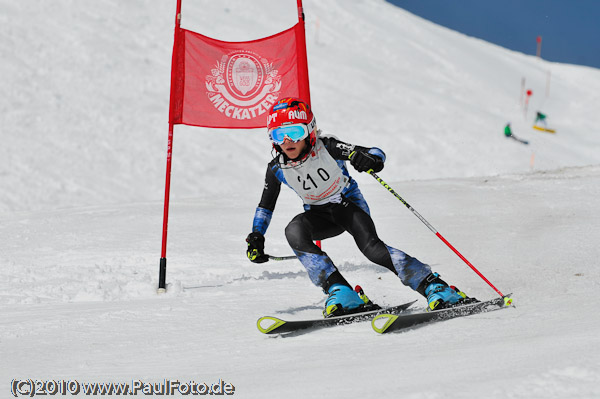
[246, 232, 269, 263]
[349, 150, 384, 173]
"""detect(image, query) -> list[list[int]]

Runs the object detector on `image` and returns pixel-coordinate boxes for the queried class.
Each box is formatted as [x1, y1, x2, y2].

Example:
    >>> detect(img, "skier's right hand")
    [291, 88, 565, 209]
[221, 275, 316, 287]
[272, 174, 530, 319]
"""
[246, 232, 269, 263]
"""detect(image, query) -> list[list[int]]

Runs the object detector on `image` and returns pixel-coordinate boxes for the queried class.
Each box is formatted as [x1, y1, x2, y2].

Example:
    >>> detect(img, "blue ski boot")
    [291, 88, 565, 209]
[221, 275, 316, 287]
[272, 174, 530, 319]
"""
[418, 273, 476, 311]
[324, 284, 377, 317]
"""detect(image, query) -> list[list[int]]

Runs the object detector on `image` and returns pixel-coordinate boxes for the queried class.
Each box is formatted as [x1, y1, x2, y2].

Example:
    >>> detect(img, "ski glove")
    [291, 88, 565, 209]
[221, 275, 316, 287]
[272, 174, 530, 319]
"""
[349, 150, 384, 173]
[246, 232, 269, 263]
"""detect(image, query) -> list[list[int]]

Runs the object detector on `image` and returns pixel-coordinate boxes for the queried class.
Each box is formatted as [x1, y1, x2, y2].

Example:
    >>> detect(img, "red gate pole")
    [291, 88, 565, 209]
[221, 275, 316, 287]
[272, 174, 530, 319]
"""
[296, 0, 311, 105]
[158, 0, 183, 293]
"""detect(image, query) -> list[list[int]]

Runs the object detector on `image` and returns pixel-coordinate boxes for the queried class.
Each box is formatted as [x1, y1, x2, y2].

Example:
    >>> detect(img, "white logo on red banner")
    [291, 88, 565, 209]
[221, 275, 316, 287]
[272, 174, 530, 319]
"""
[205, 50, 281, 121]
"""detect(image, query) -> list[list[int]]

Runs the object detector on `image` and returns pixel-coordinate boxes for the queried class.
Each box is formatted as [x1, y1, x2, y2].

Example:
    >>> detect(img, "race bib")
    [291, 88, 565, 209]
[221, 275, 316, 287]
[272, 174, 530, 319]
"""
[281, 140, 349, 205]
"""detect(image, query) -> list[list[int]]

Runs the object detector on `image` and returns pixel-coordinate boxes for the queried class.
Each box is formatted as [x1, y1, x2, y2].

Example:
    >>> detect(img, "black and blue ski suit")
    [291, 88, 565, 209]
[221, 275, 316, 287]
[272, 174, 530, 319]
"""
[251, 135, 432, 292]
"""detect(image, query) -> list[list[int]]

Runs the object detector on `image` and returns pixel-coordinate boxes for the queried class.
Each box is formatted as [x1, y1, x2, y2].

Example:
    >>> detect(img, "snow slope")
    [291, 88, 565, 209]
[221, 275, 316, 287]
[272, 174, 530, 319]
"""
[2, 0, 599, 214]
[2, 0, 600, 398]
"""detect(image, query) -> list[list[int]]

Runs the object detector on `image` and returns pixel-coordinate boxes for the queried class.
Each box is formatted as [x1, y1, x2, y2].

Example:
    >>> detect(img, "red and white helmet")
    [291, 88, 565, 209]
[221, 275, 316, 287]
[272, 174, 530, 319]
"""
[267, 98, 317, 153]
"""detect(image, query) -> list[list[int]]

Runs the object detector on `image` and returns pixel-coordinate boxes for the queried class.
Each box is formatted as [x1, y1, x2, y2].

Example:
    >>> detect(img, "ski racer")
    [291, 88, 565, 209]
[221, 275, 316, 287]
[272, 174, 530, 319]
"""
[504, 123, 513, 137]
[245, 97, 475, 317]
[535, 111, 548, 127]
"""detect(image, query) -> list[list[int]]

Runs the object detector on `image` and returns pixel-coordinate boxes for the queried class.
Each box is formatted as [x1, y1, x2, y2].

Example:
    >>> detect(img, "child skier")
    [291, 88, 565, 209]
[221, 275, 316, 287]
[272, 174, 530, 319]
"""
[504, 122, 529, 145]
[246, 98, 475, 317]
[535, 111, 548, 128]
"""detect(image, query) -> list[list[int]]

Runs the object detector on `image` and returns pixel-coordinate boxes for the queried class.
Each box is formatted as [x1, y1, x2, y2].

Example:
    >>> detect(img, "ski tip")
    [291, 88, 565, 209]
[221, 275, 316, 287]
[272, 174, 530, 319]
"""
[371, 314, 398, 334]
[257, 316, 286, 334]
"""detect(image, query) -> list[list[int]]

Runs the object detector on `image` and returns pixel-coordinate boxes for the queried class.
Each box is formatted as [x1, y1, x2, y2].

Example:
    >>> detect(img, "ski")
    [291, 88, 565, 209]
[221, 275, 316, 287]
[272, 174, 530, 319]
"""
[532, 125, 556, 133]
[257, 300, 417, 335]
[509, 135, 529, 145]
[371, 295, 513, 334]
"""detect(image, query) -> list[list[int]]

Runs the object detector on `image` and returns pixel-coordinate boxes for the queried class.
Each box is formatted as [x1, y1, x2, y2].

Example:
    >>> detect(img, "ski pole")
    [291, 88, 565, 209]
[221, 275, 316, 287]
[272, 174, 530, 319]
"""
[368, 170, 510, 303]
[268, 254, 297, 261]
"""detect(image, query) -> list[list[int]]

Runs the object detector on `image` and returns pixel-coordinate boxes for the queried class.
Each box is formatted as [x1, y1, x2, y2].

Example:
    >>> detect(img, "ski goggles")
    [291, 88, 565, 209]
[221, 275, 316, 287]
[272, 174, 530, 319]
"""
[268, 118, 316, 145]
[269, 124, 309, 145]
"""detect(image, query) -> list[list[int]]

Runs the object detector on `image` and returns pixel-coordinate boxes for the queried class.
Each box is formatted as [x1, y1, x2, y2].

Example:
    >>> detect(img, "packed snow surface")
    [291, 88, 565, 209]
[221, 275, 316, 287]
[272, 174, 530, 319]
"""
[2, 0, 600, 398]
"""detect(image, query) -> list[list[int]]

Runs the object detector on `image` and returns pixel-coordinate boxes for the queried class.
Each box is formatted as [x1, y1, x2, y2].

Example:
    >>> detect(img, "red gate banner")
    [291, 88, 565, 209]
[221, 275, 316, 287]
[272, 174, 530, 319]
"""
[170, 23, 310, 129]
